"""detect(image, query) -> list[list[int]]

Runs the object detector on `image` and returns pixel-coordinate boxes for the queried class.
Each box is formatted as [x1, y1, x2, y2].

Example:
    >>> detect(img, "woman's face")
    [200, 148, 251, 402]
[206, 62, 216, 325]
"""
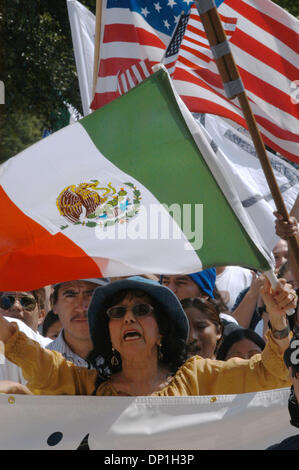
[225, 338, 262, 360]
[108, 292, 162, 360]
[185, 306, 222, 359]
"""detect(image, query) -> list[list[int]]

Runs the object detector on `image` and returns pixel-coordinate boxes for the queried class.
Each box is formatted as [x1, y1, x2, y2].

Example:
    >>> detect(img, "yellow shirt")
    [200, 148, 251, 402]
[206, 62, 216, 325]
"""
[5, 326, 290, 396]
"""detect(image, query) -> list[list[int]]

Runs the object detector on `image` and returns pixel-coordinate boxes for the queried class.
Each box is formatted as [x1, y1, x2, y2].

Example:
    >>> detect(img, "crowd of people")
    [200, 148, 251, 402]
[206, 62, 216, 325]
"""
[0, 203, 299, 448]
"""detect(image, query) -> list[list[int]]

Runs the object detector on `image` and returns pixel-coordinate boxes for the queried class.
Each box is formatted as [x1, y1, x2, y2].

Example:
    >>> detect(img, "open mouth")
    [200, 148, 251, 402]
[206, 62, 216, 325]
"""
[123, 331, 142, 341]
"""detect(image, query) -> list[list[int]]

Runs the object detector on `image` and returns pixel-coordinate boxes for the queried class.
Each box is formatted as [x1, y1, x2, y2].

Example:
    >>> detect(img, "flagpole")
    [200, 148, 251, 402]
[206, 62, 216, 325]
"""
[92, 0, 102, 101]
[194, 0, 299, 269]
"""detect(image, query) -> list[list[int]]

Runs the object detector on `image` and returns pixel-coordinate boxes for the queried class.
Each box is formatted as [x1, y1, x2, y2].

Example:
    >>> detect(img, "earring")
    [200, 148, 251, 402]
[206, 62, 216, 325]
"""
[158, 343, 163, 361]
[111, 348, 119, 366]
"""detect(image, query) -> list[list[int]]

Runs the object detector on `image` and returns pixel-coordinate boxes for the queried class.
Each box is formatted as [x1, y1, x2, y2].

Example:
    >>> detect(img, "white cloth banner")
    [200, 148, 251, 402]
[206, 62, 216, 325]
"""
[0, 388, 296, 450]
[195, 113, 299, 253]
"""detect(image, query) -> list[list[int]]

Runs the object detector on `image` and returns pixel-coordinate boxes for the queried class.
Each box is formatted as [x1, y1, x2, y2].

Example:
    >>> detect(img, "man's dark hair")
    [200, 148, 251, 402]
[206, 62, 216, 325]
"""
[42, 310, 59, 337]
[216, 327, 265, 361]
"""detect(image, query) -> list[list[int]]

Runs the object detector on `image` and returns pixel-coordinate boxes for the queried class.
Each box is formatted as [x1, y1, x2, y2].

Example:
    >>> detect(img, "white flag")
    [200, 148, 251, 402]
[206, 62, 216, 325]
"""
[66, 0, 95, 116]
[196, 113, 299, 252]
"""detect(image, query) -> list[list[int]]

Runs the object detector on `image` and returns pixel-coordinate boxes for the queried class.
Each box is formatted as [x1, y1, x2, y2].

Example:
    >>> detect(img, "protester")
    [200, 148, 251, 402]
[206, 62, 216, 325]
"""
[180, 297, 223, 359]
[160, 269, 216, 301]
[272, 239, 289, 272]
[254, 261, 299, 338]
[216, 323, 266, 361]
[0, 289, 50, 385]
[274, 194, 299, 287]
[160, 269, 237, 327]
[42, 310, 62, 340]
[0, 289, 46, 332]
[266, 327, 299, 449]
[231, 272, 266, 332]
[47, 278, 110, 368]
[0, 316, 51, 385]
[0, 276, 296, 397]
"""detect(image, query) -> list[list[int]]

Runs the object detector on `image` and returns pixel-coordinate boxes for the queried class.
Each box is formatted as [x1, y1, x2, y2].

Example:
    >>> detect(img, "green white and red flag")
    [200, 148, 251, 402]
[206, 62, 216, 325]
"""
[0, 68, 273, 290]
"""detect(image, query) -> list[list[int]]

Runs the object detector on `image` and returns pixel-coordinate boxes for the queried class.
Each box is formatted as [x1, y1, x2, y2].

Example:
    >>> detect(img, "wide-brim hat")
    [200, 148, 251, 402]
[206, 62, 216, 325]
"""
[88, 276, 189, 354]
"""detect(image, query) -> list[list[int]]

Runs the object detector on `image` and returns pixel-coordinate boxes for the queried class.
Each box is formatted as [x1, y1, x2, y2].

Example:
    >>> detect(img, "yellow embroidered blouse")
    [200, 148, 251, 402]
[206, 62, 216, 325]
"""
[5, 326, 290, 396]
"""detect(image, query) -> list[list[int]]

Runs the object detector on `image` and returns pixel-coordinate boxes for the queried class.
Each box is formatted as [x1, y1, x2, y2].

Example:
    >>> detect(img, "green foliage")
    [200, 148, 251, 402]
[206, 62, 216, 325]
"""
[0, 111, 44, 161]
[272, 0, 298, 17]
[0, 0, 95, 162]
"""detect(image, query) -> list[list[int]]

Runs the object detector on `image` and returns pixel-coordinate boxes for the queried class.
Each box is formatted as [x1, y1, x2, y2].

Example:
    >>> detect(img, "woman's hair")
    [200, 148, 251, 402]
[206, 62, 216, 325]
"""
[88, 288, 188, 380]
[216, 327, 265, 360]
[42, 310, 60, 337]
[180, 297, 223, 330]
[277, 260, 289, 279]
[212, 286, 229, 313]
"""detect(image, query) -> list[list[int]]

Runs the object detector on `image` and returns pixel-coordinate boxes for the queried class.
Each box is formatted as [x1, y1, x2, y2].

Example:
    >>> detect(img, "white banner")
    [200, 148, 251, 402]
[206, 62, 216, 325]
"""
[0, 388, 295, 450]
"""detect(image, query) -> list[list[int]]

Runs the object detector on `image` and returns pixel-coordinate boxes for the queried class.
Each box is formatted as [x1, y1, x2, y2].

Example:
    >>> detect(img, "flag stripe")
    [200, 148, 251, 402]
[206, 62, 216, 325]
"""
[99, 57, 141, 77]
[103, 24, 165, 49]
[190, 61, 298, 124]
[182, 35, 210, 50]
[232, 30, 297, 82]
[238, 67, 298, 122]
[228, 0, 298, 51]
[225, 4, 298, 64]
[179, 44, 211, 64]
[174, 69, 299, 145]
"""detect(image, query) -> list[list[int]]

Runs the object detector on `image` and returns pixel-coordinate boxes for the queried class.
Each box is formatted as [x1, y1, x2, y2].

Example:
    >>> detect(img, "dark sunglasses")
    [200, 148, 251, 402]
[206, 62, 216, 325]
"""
[106, 303, 154, 320]
[0, 294, 37, 312]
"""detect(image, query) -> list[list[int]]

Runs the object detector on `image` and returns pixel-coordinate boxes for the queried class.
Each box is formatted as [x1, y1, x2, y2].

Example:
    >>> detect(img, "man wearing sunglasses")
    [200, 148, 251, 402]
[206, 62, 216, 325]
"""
[0, 289, 46, 332]
[0, 289, 51, 386]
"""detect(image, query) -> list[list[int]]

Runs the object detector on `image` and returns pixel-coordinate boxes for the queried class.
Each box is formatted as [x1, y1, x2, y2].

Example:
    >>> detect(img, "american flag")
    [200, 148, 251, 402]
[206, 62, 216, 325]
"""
[117, 57, 153, 95]
[117, 13, 190, 93]
[91, 0, 190, 108]
[174, 2, 299, 163]
[91, 0, 299, 164]
[161, 12, 190, 75]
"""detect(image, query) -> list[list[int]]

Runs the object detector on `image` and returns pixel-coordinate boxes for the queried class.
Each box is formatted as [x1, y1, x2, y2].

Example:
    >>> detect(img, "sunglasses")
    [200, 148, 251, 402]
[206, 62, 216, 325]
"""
[0, 294, 37, 312]
[106, 303, 154, 320]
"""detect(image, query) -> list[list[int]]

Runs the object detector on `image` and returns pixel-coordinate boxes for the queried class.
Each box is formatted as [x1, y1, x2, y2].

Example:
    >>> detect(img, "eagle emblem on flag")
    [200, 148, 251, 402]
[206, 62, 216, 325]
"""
[56, 180, 141, 229]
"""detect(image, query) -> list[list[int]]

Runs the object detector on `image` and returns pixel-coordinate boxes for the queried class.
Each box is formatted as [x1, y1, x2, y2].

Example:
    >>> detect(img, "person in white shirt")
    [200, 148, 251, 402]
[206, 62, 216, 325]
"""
[0, 316, 51, 385]
[0, 289, 46, 332]
[215, 266, 254, 312]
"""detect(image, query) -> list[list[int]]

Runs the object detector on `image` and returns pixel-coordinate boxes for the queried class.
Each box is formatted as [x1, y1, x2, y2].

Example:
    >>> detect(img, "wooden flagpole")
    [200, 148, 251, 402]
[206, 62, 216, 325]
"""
[92, 0, 103, 101]
[194, 0, 299, 269]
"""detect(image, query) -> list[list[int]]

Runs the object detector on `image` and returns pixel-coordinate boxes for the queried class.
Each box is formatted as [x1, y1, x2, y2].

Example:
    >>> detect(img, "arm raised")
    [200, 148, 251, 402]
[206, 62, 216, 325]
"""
[261, 277, 297, 353]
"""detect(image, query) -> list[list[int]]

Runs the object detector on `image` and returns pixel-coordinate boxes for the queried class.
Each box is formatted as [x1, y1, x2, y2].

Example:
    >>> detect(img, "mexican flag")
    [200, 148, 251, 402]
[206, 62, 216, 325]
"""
[0, 67, 273, 290]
